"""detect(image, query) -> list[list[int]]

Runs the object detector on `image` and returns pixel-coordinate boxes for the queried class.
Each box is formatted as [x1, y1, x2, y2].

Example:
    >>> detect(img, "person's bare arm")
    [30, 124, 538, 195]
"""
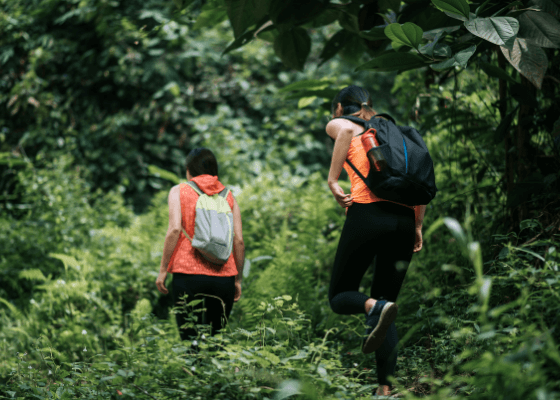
[232, 197, 245, 281]
[231, 196, 245, 301]
[415, 205, 426, 228]
[326, 119, 354, 209]
[413, 205, 426, 253]
[156, 185, 182, 294]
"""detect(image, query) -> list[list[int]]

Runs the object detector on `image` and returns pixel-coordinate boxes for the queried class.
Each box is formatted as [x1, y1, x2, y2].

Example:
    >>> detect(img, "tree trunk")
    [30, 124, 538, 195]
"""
[498, 49, 515, 229]
[515, 75, 537, 224]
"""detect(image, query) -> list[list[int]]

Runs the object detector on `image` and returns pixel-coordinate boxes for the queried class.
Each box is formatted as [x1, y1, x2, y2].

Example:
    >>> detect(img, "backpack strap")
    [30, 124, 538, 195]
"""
[187, 181, 229, 199]
[186, 181, 203, 196]
[218, 187, 230, 199]
[373, 113, 396, 124]
[336, 113, 397, 126]
[335, 115, 367, 126]
[345, 158, 370, 187]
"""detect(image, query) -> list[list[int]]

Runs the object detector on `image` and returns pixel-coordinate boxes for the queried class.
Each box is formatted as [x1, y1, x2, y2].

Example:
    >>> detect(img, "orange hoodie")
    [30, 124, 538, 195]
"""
[167, 175, 238, 277]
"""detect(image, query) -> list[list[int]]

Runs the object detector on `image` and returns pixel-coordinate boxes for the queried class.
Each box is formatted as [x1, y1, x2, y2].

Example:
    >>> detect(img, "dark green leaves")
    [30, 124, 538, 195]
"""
[225, 0, 270, 38]
[431, 0, 471, 21]
[356, 52, 427, 72]
[517, 10, 560, 48]
[273, 28, 311, 70]
[464, 17, 519, 50]
[500, 38, 547, 89]
[430, 45, 476, 71]
[385, 23, 424, 49]
[319, 30, 353, 66]
[419, 31, 451, 58]
[478, 61, 517, 84]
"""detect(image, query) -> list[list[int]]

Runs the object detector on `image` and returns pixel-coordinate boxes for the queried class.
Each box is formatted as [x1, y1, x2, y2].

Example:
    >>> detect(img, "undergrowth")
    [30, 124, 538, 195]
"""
[1, 157, 559, 399]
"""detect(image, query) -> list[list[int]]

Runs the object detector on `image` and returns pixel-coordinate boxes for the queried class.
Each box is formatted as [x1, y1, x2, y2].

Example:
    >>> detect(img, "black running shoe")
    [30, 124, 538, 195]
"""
[362, 300, 398, 354]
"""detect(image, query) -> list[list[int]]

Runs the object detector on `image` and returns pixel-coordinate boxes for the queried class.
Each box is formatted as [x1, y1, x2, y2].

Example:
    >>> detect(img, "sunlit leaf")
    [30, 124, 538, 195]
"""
[275, 380, 302, 399]
[148, 165, 180, 184]
[49, 253, 81, 273]
[443, 217, 468, 247]
[298, 96, 317, 108]
[500, 37, 547, 89]
[19, 269, 48, 281]
[464, 17, 519, 50]
[384, 22, 424, 48]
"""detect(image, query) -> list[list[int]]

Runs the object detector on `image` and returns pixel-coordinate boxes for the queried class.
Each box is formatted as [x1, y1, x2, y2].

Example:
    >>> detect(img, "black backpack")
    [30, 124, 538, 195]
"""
[337, 114, 437, 206]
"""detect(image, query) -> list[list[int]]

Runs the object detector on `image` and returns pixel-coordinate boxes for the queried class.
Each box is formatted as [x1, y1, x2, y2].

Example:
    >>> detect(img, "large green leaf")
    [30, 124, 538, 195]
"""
[517, 10, 560, 48]
[432, 0, 471, 20]
[273, 27, 311, 71]
[148, 165, 180, 184]
[318, 30, 353, 65]
[500, 38, 548, 89]
[464, 17, 519, 50]
[223, 27, 257, 54]
[225, 0, 270, 38]
[430, 45, 477, 71]
[356, 52, 427, 72]
[384, 22, 424, 48]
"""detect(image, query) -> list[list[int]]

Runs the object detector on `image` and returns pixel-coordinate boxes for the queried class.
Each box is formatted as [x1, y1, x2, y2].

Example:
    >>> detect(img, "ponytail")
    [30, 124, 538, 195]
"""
[332, 85, 377, 118]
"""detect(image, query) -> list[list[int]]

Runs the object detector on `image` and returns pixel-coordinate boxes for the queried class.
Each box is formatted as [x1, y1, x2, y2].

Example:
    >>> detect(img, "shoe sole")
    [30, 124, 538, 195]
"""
[362, 302, 398, 354]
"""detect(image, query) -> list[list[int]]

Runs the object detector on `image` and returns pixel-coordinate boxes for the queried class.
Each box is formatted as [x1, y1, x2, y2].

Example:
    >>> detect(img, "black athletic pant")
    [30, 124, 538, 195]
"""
[328, 201, 415, 386]
[172, 274, 235, 341]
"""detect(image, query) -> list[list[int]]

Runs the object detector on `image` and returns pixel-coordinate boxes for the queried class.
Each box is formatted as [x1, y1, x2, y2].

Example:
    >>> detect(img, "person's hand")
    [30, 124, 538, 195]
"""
[234, 280, 242, 302]
[156, 271, 168, 294]
[413, 226, 423, 253]
[329, 182, 353, 209]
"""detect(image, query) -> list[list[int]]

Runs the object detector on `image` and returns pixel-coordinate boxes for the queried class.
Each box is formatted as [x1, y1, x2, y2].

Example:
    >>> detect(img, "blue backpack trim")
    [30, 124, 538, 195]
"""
[402, 138, 408, 174]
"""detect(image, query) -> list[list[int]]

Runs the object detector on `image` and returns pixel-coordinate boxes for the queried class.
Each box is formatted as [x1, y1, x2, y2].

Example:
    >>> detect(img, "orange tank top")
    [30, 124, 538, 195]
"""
[167, 183, 238, 277]
[344, 136, 414, 210]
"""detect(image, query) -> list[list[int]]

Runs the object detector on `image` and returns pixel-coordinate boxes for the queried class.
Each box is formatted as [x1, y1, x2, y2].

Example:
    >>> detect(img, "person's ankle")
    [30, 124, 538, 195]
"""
[376, 385, 391, 396]
[365, 298, 377, 315]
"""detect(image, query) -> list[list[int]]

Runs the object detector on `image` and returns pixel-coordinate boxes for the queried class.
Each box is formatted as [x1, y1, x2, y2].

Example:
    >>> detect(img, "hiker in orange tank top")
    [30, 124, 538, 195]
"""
[155, 148, 245, 342]
[326, 85, 427, 397]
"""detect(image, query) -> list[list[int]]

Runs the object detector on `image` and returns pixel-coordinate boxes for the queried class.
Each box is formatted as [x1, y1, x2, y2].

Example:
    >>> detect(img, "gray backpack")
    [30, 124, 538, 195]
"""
[181, 181, 234, 265]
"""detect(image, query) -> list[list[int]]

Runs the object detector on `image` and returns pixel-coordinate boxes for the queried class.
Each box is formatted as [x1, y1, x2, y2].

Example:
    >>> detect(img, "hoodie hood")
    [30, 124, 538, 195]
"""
[190, 174, 225, 195]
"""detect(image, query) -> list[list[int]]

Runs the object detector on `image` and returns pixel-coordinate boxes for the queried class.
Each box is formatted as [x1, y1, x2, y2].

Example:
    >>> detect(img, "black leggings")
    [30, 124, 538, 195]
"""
[172, 274, 235, 341]
[328, 201, 415, 386]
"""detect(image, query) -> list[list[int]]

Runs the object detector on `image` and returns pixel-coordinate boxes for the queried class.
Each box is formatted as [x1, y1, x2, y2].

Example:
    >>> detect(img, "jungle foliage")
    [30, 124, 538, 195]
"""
[1, 0, 560, 399]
